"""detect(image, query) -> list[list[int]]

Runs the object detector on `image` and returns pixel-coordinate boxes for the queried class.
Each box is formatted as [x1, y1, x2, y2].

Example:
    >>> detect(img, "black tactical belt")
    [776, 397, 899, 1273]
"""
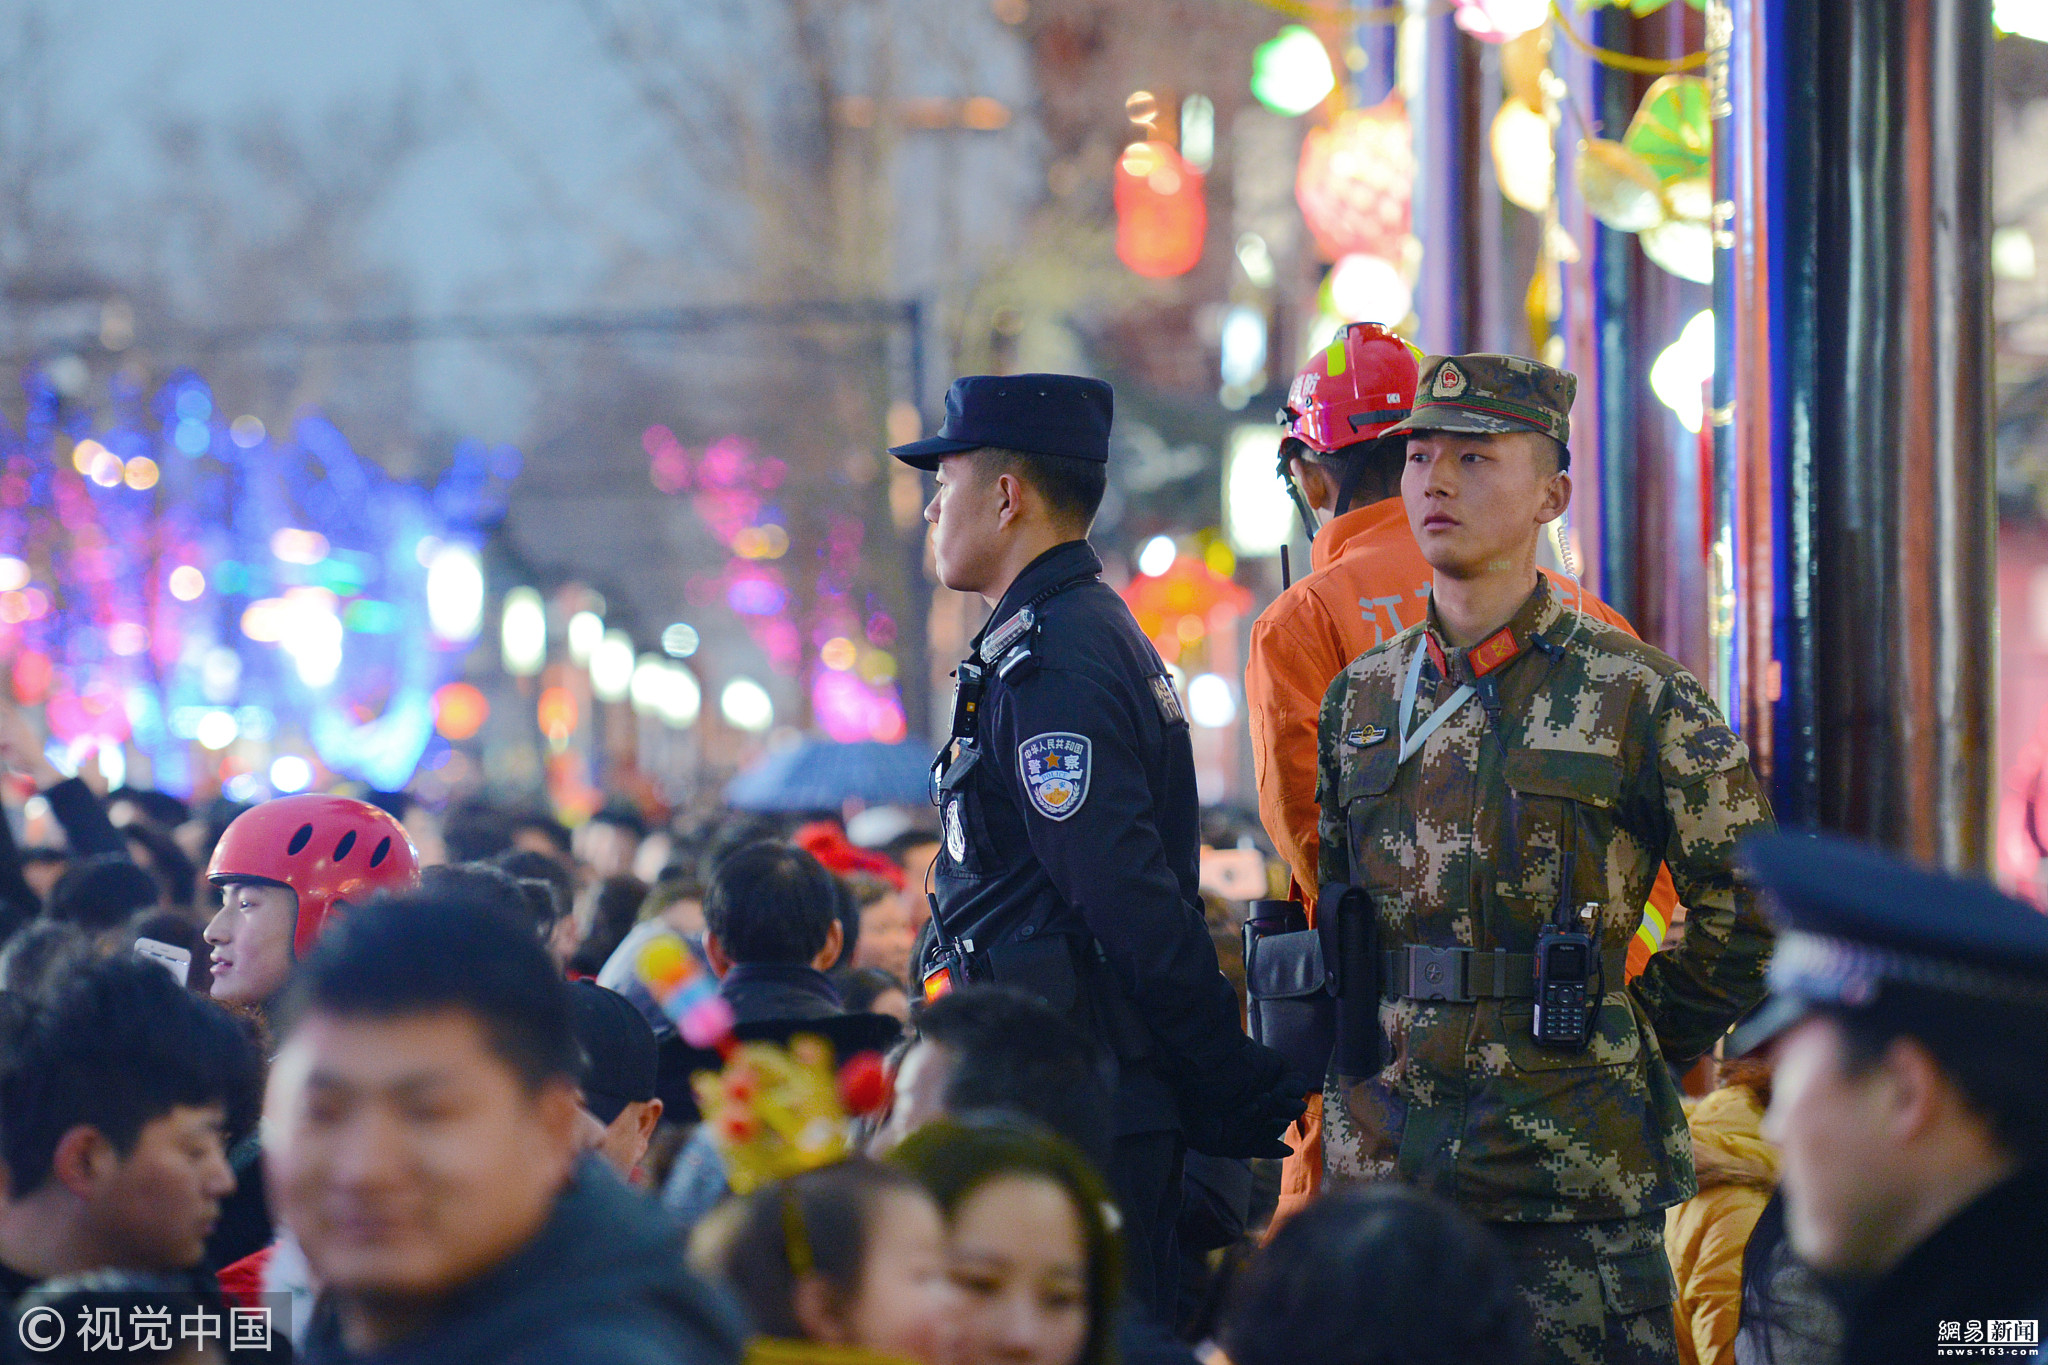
[1381, 945, 1628, 1002]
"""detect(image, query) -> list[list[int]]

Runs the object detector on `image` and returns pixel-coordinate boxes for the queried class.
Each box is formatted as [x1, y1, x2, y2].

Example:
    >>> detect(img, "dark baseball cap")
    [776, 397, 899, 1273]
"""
[1383, 353, 1577, 452]
[568, 981, 658, 1123]
[1726, 833, 2048, 1058]
[889, 374, 1114, 469]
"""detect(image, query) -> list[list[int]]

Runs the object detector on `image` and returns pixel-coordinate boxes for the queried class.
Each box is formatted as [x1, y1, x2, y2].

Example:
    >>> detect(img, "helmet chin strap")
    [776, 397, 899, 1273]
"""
[1283, 467, 1324, 543]
[1332, 452, 1374, 521]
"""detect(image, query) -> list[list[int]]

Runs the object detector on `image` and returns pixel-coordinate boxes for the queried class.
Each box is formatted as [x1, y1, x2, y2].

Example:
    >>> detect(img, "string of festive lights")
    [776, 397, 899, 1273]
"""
[0, 368, 517, 798]
[1227, 0, 1710, 75]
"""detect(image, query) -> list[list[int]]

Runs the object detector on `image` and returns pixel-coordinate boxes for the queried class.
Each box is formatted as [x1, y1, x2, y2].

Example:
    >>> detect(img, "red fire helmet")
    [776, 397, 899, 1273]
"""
[1280, 322, 1424, 456]
[208, 793, 422, 958]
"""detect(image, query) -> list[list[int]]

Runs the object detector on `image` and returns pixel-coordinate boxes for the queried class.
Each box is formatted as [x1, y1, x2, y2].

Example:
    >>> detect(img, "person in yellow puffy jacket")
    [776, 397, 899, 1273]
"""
[1665, 1057, 1776, 1365]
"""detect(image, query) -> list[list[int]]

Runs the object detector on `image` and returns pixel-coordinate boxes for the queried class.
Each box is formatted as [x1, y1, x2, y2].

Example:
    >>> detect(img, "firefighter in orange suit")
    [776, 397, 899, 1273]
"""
[1245, 323, 1675, 1225]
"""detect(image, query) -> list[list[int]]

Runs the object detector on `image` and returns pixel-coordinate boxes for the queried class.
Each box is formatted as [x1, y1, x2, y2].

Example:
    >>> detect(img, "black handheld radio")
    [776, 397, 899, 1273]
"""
[1531, 918, 1596, 1050]
[1531, 847, 1597, 1051]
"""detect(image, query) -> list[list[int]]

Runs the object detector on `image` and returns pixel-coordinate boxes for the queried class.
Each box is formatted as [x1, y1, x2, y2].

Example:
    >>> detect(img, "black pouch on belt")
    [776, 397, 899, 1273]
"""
[1322, 883, 1382, 1079]
[1242, 897, 1339, 1082]
[984, 934, 1082, 1015]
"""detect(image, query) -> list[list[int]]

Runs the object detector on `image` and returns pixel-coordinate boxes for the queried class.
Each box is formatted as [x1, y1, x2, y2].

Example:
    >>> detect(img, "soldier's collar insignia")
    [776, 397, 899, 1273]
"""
[1468, 626, 1521, 677]
[1345, 725, 1389, 748]
[1424, 632, 1449, 678]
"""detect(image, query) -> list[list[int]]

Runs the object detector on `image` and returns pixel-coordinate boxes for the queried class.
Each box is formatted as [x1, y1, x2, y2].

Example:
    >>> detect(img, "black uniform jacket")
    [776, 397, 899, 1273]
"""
[928, 540, 1277, 1137]
[1834, 1160, 2048, 1364]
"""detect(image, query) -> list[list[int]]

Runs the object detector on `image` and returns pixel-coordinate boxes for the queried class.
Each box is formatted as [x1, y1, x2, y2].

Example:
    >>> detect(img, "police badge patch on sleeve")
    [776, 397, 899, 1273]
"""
[944, 798, 967, 864]
[1017, 732, 1091, 821]
[1148, 675, 1187, 726]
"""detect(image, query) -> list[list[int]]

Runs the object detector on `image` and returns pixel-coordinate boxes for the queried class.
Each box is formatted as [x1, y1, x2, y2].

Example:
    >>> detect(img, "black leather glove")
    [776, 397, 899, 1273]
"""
[1181, 1064, 1313, 1160]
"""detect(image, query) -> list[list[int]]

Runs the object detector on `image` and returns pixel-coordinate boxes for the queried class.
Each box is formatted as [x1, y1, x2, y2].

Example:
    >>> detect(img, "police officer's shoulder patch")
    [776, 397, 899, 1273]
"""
[1017, 732, 1090, 821]
[1148, 674, 1187, 726]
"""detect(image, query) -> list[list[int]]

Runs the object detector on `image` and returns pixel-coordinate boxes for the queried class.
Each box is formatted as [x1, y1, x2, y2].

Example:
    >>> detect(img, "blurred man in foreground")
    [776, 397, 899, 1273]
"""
[265, 895, 745, 1365]
[1733, 834, 2048, 1365]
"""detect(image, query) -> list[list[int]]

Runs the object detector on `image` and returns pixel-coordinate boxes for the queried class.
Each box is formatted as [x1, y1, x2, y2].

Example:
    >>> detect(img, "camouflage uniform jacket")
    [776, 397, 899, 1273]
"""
[1315, 574, 1774, 1222]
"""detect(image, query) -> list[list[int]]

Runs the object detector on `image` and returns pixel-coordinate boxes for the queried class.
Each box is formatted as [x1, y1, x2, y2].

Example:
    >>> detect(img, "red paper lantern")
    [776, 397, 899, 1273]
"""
[1118, 555, 1254, 643]
[1115, 141, 1206, 279]
[536, 685, 578, 742]
[1295, 95, 1414, 263]
[432, 681, 490, 741]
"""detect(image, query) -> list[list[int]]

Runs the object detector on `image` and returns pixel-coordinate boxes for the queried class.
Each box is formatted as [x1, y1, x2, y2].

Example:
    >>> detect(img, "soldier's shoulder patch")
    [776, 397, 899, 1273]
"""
[1655, 670, 1750, 785]
[1017, 732, 1090, 821]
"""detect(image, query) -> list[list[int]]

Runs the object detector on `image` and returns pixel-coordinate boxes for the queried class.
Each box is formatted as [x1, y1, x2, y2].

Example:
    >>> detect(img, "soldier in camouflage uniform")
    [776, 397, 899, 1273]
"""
[1314, 354, 1775, 1365]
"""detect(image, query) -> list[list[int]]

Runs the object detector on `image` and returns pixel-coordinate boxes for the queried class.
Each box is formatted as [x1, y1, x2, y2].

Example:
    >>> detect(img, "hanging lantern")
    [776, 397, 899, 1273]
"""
[1641, 219, 1714, 284]
[1501, 29, 1549, 108]
[1577, 139, 1667, 233]
[1571, 76, 1716, 282]
[1324, 254, 1413, 324]
[1449, 0, 1550, 42]
[1624, 76, 1711, 184]
[1295, 95, 1413, 264]
[1627, 76, 1713, 281]
[1118, 555, 1254, 644]
[1490, 97, 1554, 212]
[1250, 25, 1336, 117]
[1115, 140, 1206, 278]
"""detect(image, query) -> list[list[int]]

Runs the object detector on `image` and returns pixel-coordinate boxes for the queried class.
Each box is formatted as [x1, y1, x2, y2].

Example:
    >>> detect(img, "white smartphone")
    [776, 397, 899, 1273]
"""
[134, 937, 192, 988]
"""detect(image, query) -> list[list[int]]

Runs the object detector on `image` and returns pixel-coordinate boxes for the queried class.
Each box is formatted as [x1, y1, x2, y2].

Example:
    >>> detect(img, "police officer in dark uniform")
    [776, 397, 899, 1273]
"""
[891, 374, 1307, 1316]
[1729, 833, 2048, 1365]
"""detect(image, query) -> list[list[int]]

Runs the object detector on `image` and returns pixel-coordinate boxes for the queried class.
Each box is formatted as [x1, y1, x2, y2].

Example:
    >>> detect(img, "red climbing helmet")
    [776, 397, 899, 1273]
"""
[208, 794, 422, 958]
[1280, 322, 1424, 455]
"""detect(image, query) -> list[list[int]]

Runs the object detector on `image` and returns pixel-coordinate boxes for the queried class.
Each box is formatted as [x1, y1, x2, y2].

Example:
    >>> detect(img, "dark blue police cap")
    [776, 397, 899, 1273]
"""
[1728, 832, 2048, 1057]
[889, 373, 1114, 470]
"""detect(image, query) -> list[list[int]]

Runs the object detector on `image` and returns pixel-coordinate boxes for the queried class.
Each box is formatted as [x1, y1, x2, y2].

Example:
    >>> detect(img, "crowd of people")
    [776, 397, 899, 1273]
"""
[0, 347, 2043, 1365]
[0, 767, 1305, 1365]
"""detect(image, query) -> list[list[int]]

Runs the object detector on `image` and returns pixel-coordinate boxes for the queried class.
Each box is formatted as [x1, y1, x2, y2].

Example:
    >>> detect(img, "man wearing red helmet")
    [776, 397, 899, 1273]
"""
[1245, 323, 1657, 1226]
[203, 794, 422, 1008]
[202, 793, 423, 1278]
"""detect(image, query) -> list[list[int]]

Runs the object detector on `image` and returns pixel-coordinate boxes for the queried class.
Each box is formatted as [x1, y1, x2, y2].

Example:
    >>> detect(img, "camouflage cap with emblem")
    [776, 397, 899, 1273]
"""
[1382, 353, 1577, 464]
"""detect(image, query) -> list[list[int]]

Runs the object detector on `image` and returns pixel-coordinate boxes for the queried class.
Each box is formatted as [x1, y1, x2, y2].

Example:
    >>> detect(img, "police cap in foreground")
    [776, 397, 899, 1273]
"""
[1730, 832, 2048, 1059]
[1731, 832, 2048, 1365]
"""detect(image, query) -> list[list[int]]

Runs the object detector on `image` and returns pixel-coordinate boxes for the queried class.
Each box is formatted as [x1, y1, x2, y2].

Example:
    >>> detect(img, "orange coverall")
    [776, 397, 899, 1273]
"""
[1245, 497, 1680, 1224]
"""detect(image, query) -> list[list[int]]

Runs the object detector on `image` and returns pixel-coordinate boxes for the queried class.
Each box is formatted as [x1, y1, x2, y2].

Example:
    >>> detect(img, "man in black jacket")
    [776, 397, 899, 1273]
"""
[267, 894, 745, 1365]
[661, 841, 900, 1228]
[1731, 834, 2048, 1365]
